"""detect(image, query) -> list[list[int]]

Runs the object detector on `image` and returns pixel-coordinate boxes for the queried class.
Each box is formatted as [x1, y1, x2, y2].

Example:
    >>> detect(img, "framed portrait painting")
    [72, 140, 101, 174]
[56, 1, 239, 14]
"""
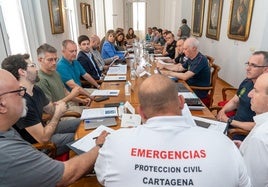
[192, 0, 205, 37]
[80, 3, 92, 29]
[80, 3, 87, 25]
[48, 0, 64, 34]
[206, 0, 223, 40]
[227, 0, 255, 41]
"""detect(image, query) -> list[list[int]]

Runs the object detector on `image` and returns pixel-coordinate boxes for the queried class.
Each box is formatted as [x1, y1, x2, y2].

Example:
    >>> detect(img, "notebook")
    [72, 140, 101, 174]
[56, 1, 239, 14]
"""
[193, 116, 228, 134]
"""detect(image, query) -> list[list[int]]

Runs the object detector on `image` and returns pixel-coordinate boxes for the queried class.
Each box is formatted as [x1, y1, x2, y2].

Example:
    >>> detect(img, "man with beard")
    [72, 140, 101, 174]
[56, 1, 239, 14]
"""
[77, 35, 102, 80]
[36, 43, 90, 114]
[1, 54, 79, 156]
[0, 69, 108, 186]
[90, 34, 117, 73]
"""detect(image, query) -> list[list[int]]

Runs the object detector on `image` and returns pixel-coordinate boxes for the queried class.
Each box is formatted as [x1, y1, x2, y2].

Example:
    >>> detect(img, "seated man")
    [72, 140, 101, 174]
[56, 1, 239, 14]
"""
[77, 35, 102, 80]
[36, 43, 91, 114]
[2, 54, 79, 156]
[157, 37, 210, 101]
[95, 74, 251, 186]
[0, 68, 108, 186]
[57, 39, 101, 97]
[90, 34, 117, 73]
[157, 38, 186, 66]
[237, 73, 268, 187]
[217, 51, 268, 140]
[161, 31, 176, 59]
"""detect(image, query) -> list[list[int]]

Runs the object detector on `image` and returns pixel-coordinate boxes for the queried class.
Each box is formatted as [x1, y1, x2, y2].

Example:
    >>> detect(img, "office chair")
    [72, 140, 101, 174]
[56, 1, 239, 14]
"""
[190, 63, 221, 108]
[32, 111, 81, 160]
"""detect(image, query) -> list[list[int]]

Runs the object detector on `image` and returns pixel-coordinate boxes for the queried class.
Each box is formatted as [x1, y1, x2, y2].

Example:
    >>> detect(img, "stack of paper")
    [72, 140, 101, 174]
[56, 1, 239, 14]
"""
[107, 64, 127, 74]
[80, 107, 118, 120]
[91, 90, 120, 96]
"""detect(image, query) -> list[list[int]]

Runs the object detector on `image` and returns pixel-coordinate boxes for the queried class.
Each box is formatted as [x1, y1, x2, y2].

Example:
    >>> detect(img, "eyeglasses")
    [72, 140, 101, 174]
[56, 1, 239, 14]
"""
[27, 63, 37, 68]
[45, 57, 59, 62]
[245, 62, 268, 68]
[0, 86, 26, 97]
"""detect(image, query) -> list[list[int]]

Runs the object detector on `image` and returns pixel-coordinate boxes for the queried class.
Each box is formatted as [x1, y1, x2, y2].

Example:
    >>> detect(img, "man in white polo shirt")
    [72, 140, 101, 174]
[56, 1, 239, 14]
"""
[95, 74, 251, 187]
[238, 73, 268, 187]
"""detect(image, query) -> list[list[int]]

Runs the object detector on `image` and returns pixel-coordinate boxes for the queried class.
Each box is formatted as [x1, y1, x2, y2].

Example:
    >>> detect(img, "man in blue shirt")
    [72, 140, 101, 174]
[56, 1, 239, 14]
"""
[57, 40, 100, 98]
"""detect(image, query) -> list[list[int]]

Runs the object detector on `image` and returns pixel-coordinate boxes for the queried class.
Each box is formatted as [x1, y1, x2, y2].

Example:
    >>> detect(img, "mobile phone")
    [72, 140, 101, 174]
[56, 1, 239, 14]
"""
[94, 96, 109, 102]
[104, 103, 120, 107]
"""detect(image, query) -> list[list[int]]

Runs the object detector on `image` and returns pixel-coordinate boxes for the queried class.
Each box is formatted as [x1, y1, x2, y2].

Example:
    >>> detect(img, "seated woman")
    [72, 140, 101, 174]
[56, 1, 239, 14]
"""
[101, 30, 125, 61]
[126, 28, 139, 45]
[115, 32, 126, 51]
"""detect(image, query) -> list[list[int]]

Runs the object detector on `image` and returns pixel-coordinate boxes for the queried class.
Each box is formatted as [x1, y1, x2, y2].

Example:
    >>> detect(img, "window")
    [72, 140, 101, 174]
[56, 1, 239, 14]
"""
[133, 2, 145, 40]
[0, 0, 30, 55]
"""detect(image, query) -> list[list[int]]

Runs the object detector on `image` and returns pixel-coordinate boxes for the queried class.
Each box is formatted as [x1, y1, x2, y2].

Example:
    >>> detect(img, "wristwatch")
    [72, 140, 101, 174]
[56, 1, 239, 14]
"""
[227, 118, 233, 126]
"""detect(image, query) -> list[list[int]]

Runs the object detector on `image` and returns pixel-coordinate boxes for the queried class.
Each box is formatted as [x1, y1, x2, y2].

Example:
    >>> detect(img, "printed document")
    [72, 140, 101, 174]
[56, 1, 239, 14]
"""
[71, 125, 115, 152]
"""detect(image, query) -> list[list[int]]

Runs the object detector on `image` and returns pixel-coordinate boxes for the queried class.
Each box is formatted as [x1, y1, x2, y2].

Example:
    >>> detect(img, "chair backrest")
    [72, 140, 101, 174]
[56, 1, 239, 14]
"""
[205, 55, 215, 66]
[209, 63, 221, 107]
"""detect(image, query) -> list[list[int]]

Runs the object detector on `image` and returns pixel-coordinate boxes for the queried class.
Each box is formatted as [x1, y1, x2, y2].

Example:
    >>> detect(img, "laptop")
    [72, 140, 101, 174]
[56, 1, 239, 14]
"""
[84, 117, 117, 130]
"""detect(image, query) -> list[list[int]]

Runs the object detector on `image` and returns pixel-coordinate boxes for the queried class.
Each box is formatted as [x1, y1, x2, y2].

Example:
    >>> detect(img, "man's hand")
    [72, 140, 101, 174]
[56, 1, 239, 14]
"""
[217, 109, 228, 122]
[156, 62, 165, 70]
[54, 101, 67, 117]
[79, 97, 92, 107]
[95, 130, 109, 147]
[233, 140, 242, 148]
[70, 86, 81, 98]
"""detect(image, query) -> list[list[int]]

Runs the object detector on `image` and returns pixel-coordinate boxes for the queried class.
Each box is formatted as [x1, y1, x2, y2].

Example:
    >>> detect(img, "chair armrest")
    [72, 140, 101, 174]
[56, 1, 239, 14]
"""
[227, 128, 250, 139]
[222, 87, 237, 101]
[190, 86, 213, 91]
[62, 111, 81, 118]
[33, 142, 56, 158]
[209, 106, 222, 113]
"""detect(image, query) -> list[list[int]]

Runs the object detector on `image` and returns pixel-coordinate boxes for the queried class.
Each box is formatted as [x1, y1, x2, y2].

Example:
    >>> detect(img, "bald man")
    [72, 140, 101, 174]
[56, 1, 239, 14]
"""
[94, 74, 250, 187]
[238, 73, 268, 187]
[0, 69, 108, 186]
[158, 37, 210, 102]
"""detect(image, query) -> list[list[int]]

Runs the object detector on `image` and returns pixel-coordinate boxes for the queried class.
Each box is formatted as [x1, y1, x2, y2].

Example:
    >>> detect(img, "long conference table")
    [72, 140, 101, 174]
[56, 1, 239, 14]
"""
[68, 59, 216, 187]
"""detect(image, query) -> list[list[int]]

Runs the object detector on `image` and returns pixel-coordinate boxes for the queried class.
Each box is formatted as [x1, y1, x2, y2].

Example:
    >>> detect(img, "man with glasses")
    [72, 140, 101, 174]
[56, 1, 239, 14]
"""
[0, 69, 108, 187]
[1, 54, 80, 156]
[217, 51, 268, 140]
[36, 43, 90, 114]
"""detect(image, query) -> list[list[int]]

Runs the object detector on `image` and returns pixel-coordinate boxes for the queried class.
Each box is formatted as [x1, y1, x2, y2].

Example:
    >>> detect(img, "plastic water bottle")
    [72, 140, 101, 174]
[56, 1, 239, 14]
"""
[118, 102, 125, 119]
[125, 81, 131, 96]
[130, 70, 136, 80]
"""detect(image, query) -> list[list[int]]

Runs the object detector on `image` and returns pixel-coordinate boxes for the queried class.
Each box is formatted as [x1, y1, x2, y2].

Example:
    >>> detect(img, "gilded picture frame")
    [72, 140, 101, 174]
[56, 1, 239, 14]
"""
[206, 0, 223, 40]
[48, 0, 64, 34]
[86, 4, 92, 28]
[192, 0, 205, 37]
[80, 3, 87, 25]
[227, 0, 255, 41]
[80, 3, 92, 28]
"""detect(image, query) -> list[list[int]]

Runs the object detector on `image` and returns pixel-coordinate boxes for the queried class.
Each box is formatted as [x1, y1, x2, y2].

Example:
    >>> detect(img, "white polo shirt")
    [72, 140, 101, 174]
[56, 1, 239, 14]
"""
[95, 116, 250, 187]
[240, 112, 268, 187]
